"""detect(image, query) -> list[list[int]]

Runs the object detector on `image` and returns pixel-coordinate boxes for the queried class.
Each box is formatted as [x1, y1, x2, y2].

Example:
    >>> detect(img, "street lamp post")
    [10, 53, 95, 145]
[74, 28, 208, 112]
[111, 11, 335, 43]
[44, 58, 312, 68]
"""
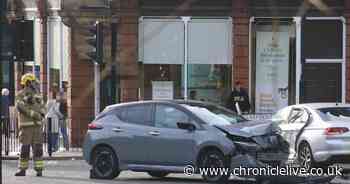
[0, 0, 8, 183]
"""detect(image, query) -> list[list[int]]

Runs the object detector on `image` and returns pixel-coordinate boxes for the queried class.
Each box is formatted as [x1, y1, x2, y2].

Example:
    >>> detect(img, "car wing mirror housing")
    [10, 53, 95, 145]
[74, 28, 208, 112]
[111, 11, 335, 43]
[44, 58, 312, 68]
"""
[177, 122, 196, 131]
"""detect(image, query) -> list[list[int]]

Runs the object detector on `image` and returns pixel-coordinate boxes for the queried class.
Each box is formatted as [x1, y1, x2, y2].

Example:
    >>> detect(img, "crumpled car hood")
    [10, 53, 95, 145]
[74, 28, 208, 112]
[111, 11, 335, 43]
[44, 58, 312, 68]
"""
[215, 120, 279, 138]
[216, 120, 288, 152]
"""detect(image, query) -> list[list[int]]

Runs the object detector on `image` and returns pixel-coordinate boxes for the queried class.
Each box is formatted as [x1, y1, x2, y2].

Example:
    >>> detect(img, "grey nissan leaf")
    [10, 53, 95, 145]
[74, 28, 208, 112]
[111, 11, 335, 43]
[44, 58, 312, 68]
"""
[82, 100, 334, 183]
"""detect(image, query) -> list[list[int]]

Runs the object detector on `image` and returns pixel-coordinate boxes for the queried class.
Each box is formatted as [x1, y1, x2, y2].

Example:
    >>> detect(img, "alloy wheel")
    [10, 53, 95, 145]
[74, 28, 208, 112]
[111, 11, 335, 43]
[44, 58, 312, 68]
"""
[202, 152, 227, 182]
[299, 144, 312, 171]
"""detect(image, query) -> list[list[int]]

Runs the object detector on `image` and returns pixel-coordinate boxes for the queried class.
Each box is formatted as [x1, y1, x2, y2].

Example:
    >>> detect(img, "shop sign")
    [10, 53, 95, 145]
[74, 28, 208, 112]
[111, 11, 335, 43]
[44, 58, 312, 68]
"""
[255, 31, 289, 113]
[152, 81, 174, 100]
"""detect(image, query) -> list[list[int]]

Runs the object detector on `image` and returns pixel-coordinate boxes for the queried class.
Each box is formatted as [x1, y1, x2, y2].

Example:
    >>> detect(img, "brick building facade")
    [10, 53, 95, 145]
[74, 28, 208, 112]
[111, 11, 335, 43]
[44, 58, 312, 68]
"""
[2, 0, 350, 146]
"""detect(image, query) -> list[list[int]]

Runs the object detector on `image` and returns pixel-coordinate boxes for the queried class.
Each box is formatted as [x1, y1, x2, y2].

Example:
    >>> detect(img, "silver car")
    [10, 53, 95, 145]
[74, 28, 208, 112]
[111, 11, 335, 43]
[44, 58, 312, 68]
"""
[272, 103, 350, 170]
[82, 100, 297, 182]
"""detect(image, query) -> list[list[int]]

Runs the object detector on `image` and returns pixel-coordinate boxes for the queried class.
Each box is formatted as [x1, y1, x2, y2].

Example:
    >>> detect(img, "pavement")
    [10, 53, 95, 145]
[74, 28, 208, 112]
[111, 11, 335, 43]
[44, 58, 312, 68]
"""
[3, 160, 350, 184]
[2, 148, 83, 160]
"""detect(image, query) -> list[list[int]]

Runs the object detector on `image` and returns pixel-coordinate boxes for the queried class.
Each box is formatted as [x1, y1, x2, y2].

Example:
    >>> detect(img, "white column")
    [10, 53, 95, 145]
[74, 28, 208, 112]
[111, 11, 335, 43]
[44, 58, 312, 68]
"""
[59, 20, 64, 93]
[47, 18, 51, 96]
[294, 17, 301, 104]
[182, 16, 191, 100]
[342, 17, 346, 103]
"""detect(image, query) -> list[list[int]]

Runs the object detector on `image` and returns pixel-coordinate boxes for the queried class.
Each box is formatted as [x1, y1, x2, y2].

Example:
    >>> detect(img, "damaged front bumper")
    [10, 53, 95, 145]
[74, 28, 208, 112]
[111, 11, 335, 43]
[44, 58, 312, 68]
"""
[230, 154, 335, 184]
[230, 153, 336, 184]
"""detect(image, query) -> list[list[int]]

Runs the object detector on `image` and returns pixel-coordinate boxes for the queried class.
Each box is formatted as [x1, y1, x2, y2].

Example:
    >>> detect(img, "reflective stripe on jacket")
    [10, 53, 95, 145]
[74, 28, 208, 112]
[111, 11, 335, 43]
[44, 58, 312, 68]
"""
[19, 121, 42, 127]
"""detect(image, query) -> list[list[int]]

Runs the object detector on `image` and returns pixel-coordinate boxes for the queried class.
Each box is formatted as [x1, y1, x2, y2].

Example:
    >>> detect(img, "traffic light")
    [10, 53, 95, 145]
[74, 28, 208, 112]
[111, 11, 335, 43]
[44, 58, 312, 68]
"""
[14, 20, 34, 62]
[87, 21, 103, 64]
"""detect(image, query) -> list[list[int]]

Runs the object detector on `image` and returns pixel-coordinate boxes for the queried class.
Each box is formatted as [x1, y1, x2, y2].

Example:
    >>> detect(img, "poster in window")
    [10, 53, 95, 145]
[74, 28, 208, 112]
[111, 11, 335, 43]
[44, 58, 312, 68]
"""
[255, 31, 289, 113]
[152, 81, 174, 100]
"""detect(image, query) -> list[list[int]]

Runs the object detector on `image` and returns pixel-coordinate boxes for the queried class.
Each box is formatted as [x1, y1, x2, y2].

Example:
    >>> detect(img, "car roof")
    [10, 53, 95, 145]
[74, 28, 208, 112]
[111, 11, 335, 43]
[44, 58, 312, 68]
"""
[293, 103, 350, 110]
[104, 100, 216, 110]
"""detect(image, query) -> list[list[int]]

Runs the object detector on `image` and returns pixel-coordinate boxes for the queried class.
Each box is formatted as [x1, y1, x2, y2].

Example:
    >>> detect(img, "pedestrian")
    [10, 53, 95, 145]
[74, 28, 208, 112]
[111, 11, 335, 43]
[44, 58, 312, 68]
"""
[226, 81, 251, 113]
[189, 90, 197, 100]
[46, 91, 63, 152]
[58, 92, 69, 151]
[15, 73, 46, 177]
[1, 88, 10, 155]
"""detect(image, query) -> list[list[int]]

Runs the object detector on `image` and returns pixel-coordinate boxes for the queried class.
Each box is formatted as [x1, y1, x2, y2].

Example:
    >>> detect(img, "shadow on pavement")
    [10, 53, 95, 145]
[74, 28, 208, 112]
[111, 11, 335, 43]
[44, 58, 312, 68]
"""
[43, 175, 257, 184]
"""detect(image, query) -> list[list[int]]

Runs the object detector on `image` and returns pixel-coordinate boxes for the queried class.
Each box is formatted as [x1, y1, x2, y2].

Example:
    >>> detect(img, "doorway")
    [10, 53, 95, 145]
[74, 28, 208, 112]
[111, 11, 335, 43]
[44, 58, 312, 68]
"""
[300, 18, 345, 103]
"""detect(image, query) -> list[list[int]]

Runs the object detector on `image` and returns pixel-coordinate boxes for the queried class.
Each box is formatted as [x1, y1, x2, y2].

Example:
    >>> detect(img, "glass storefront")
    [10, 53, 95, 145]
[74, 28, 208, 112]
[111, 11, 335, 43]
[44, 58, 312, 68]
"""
[142, 64, 232, 105]
[251, 19, 296, 113]
[187, 64, 231, 105]
[139, 17, 232, 105]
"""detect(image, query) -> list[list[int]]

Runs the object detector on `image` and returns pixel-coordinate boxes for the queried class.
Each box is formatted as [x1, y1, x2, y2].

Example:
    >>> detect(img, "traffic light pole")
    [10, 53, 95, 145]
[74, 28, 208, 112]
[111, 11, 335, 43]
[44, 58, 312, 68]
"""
[94, 62, 100, 116]
[86, 21, 103, 116]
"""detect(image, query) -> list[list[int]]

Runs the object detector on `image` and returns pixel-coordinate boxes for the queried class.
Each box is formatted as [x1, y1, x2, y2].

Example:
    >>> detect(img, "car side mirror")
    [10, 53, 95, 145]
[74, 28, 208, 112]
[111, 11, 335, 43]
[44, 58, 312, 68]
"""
[177, 122, 196, 131]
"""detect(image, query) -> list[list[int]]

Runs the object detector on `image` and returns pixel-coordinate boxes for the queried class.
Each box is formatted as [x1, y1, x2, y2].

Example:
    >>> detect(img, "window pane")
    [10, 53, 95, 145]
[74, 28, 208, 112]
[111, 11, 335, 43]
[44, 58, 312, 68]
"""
[188, 64, 231, 105]
[143, 64, 183, 100]
[155, 105, 189, 129]
[188, 19, 232, 64]
[304, 20, 343, 59]
[140, 19, 184, 64]
[125, 105, 153, 126]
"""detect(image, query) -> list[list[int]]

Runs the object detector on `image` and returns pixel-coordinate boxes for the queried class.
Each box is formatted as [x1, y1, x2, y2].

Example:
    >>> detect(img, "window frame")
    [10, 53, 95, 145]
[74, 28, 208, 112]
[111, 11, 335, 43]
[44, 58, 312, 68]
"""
[287, 107, 309, 124]
[303, 17, 346, 104]
[121, 104, 155, 127]
[304, 18, 344, 61]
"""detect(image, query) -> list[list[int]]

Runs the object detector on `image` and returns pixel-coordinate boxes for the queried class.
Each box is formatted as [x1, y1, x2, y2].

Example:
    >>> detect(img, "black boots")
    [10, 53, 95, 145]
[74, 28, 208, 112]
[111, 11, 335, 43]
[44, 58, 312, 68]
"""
[14, 170, 26, 176]
[15, 170, 42, 177]
[36, 170, 42, 177]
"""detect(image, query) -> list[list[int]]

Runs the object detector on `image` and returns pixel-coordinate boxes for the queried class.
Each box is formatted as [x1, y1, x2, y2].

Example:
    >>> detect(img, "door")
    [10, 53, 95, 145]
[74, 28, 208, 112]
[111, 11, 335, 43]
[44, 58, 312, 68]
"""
[301, 18, 344, 103]
[147, 104, 196, 166]
[280, 108, 310, 156]
[111, 104, 155, 165]
[302, 63, 341, 102]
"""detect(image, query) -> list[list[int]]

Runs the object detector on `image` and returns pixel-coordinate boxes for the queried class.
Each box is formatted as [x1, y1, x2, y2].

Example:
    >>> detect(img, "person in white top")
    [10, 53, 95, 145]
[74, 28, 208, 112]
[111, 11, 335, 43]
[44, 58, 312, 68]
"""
[46, 91, 63, 152]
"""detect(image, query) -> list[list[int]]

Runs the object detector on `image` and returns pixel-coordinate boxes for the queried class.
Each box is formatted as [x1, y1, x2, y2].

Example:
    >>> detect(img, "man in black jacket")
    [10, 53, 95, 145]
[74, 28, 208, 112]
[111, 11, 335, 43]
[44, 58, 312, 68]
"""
[227, 81, 250, 113]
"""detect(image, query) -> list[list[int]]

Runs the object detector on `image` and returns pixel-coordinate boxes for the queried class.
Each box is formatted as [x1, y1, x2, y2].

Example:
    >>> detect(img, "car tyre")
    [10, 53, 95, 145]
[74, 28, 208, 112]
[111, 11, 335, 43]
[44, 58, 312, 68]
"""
[298, 142, 316, 171]
[147, 171, 169, 178]
[91, 146, 120, 180]
[199, 149, 230, 183]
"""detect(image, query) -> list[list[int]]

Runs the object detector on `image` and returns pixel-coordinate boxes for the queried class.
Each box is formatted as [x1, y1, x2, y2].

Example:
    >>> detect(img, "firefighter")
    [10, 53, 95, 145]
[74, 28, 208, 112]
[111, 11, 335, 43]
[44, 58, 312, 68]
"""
[15, 73, 46, 177]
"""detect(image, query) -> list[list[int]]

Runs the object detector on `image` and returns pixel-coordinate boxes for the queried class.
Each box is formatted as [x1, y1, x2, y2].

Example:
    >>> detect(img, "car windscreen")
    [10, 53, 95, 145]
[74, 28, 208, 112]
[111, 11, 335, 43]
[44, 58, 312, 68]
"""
[317, 107, 350, 121]
[182, 104, 247, 126]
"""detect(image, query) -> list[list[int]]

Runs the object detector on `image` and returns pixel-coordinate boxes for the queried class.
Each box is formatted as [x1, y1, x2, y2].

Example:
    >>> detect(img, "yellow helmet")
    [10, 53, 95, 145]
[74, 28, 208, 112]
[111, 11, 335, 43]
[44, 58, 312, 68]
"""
[21, 73, 36, 86]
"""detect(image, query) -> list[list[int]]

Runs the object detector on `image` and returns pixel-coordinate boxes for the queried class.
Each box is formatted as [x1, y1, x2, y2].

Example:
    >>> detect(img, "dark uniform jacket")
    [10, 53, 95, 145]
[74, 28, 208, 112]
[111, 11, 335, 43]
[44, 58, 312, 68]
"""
[227, 88, 251, 113]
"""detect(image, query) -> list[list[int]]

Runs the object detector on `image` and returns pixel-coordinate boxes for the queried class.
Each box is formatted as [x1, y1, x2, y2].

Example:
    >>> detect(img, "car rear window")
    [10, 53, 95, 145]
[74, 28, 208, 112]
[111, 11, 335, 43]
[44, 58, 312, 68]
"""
[318, 107, 350, 121]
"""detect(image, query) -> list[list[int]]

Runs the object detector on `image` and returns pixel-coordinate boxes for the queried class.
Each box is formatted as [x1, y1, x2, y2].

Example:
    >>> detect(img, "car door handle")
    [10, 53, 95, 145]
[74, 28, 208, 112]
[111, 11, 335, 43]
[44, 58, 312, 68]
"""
[149, 131, 160, 136]
[112, 127, 124, 132]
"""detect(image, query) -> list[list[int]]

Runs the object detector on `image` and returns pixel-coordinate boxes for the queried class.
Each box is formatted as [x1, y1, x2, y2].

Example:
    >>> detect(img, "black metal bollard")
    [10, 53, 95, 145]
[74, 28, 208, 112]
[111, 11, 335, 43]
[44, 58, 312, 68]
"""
[3, 117, 9, 156]
[47, 118, 52, 157]
[0, 117, 3, 184]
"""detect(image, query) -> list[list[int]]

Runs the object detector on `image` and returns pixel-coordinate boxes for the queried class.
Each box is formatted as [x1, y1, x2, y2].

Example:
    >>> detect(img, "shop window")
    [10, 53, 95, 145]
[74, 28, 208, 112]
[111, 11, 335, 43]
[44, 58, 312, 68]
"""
[139, 18, 184, 64]
[252, 19, 296, 113]
[188, 64, 231, 105]
[301, 19, 344, 103]
[139, 17, 232, 105]
[143, 64, 183, 100]
[188, 19, 232, 65]
[304, 20, 343, 59]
